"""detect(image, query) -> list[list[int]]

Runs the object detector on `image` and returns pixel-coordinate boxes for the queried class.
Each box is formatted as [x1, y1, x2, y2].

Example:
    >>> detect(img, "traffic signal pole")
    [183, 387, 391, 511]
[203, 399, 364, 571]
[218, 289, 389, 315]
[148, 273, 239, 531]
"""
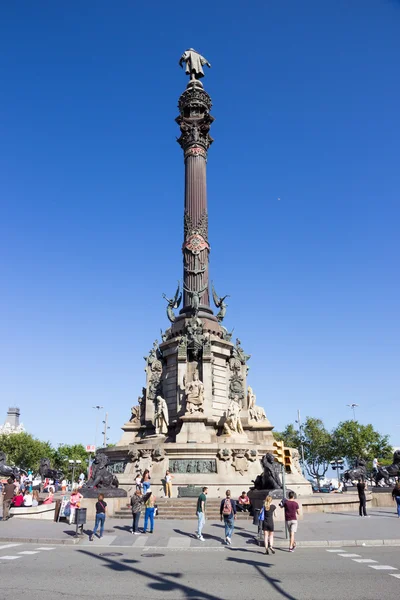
[281, 463, 288, 540]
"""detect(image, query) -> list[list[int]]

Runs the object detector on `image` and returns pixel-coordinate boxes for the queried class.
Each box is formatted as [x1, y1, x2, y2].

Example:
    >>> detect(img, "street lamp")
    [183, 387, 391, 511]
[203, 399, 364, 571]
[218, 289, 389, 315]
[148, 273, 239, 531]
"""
[295, 409, 306, 477]
[68, 459, 82, 489]
[330, 459, 345, 489]
[346, 403, 359, 420]
[92, 405, 104, 450]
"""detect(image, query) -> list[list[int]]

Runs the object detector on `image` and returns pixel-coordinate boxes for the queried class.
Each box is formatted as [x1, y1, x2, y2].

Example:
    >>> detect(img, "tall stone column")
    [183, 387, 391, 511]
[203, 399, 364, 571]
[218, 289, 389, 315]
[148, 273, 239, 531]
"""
[176, 81, 215, 319]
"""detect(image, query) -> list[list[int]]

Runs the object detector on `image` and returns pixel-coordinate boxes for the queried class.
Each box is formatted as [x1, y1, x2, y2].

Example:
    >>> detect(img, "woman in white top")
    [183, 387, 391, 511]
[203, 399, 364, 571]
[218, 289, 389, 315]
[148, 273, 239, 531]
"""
[165, 470, 173, 498]
[23, 490, 33, 507]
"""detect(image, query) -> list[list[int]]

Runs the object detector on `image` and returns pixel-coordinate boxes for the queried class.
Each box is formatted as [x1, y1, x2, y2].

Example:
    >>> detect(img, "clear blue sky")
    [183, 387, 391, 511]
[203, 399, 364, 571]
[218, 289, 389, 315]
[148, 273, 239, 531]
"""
[1, 0, 399, 449]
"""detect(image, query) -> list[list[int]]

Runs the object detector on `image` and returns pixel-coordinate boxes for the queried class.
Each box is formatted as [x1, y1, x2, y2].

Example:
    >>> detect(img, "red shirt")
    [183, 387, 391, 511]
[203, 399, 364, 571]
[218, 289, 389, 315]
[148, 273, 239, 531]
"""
[238, 495, 250, 504]
[12, 494, 24, 507]
[283, 499, 299, 521]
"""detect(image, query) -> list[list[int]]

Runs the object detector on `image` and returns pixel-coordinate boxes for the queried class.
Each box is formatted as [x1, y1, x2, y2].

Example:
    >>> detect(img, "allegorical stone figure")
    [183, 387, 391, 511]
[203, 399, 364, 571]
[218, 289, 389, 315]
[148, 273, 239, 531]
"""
[223, 396, 244, 435]
[184, 370, 205, 414]
[154, 396, 169, 435]
[247, 386, 267, 422]
[179, 48, 211, 80]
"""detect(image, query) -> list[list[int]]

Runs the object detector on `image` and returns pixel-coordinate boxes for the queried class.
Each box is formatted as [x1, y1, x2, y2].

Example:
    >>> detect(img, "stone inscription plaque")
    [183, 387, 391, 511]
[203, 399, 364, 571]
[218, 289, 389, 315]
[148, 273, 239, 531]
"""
[170, 459, 217, 474]
[106, 461, 127, 475]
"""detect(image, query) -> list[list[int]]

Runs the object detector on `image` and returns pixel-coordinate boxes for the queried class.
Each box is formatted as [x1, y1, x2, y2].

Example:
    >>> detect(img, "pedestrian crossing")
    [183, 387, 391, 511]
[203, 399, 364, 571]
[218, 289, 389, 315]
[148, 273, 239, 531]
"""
[0, 544, 56, 563]
[79, 533, 221, 548]
[326, 548, 399, 583]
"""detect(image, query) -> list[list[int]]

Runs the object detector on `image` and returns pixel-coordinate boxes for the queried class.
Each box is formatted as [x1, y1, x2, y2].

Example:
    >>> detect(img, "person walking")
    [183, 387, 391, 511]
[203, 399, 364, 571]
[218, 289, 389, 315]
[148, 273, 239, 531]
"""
[89, 493, 107, 541]
[143, 491, 156, 534]
[392, 481, 400, 517]
[260, 495, 276, 555]
[280, 491, 300, 552]
[165, 470, 173, 498]
[195, 486, 208, 541]
[357, 479, 368, 517]
[2, 478, 15, 520]
[220, 489, 237, 545]
[130, 489, 149, 534]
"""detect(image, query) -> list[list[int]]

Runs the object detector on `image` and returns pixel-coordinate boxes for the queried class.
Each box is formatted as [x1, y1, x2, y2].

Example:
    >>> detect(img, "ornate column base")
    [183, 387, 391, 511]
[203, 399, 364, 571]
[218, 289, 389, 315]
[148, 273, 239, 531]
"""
[176, 415, 216, 444]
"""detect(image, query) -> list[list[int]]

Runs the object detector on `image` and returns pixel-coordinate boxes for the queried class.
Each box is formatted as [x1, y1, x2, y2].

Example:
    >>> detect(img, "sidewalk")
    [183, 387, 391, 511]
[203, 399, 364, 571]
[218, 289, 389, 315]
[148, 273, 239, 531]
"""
[1, 508, 399, 547]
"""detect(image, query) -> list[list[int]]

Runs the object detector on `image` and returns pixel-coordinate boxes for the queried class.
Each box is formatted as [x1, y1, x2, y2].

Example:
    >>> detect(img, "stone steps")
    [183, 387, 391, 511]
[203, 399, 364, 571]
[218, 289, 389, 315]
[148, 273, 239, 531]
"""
[113, 497, 253, 520]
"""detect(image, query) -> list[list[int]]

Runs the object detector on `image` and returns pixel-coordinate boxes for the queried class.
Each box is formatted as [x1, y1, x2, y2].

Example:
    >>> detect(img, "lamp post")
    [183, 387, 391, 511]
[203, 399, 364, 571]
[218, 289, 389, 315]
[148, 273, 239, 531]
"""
[346, 403, 359, 421]
[92, 405, 104, 449]
[295, 409, 306, 477]
[68, 459, 82, 490]
[330, 459, 345, 489]
[102, 412, 110, 448]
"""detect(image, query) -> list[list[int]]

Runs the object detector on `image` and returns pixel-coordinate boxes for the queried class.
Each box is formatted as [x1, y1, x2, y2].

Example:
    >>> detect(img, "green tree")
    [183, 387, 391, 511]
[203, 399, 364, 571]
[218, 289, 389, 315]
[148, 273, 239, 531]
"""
[273, 424, 301, 448]
[332, 421, 392, 466]
[0, 433, 53, 472]
[299, 417, 334, 485]
[275, 418, 333, 485]
[53, 444, 89, 477]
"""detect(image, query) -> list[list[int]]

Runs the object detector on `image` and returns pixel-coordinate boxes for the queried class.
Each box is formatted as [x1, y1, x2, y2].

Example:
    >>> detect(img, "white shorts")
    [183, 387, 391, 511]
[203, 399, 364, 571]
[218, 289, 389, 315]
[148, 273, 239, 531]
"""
[287, 520, 298, 533]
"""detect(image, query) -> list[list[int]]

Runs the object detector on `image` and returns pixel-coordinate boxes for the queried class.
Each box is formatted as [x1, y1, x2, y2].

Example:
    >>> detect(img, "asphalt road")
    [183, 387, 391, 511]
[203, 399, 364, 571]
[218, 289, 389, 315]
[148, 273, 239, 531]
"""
[1, 541, 400, 600]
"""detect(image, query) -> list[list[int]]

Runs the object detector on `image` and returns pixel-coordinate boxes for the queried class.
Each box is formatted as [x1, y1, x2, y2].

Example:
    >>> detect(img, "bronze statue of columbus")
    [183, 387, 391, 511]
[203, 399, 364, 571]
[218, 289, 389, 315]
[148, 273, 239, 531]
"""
[179, 48, 211, 80]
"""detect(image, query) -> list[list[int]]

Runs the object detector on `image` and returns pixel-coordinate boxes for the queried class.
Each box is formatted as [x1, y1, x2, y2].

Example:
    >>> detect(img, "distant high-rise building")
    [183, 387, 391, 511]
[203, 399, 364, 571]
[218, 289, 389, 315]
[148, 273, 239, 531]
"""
[5, 407, 20, 429]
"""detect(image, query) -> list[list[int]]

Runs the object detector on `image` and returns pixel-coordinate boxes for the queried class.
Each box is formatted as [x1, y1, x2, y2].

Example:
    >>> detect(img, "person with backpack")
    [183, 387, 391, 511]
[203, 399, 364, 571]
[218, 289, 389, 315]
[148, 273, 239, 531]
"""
[220, 489, 237, 545]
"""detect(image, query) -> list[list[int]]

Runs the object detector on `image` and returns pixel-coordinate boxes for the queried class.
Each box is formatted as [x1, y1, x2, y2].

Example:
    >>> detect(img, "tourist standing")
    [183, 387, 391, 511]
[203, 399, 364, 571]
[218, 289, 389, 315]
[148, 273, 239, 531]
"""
[61, 479, 67, 493]
[260, 495, 276, 555]
[372, 457, 379, 476]
[220, 489, 236, 545]
[135, 473, 142, 492]
[69, 487, 83, 524]
[392, 481, 400, 517]
[195, 486, 208, 541]
[141, 470, 151, 494]
[89, 493, 107, 541]
[357, 479, 368, 517]
[130, 489, 149, 534]
[280, 491, 300, 552]
[143, 491, 156, 534]
[165, 470, 173, 498]
[2, 478, 15, 520]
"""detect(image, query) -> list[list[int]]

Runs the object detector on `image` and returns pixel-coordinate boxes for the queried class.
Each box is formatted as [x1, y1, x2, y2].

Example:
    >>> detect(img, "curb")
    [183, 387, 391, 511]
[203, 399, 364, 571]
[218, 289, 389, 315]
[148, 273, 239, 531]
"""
[262, 539, 400, 548]
[0, 536, 79, 545]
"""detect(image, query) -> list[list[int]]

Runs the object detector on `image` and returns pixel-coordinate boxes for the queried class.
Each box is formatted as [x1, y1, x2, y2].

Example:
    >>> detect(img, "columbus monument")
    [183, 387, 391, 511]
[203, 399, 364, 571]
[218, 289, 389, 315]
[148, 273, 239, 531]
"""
[106, 50, 310, 497]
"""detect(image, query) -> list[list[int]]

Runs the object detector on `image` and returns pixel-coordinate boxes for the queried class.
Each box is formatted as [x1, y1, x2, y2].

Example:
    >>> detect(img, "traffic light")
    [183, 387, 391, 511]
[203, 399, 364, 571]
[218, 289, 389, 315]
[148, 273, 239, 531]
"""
[284, 448, 293, 473]
[272, 440, 284, 464]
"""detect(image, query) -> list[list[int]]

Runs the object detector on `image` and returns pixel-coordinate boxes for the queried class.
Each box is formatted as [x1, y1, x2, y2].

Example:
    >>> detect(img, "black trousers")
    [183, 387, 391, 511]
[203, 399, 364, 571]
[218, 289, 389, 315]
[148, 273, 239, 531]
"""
[359, 495, 367, 516]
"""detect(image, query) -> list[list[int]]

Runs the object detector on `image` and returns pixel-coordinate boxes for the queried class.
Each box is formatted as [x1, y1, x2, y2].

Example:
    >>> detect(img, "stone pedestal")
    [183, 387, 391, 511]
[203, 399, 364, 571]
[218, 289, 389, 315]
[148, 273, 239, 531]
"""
[176, 415, 214, 444]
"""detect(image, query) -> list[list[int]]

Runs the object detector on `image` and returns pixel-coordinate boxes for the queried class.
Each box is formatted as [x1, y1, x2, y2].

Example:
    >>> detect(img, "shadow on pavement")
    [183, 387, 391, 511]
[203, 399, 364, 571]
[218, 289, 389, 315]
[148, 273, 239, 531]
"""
[78, 548, 296, 600]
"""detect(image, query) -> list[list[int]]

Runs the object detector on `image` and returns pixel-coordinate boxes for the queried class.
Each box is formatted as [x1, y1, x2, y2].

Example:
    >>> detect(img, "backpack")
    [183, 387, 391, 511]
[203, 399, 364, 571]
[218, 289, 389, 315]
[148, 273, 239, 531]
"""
[222, 498, 232, 515]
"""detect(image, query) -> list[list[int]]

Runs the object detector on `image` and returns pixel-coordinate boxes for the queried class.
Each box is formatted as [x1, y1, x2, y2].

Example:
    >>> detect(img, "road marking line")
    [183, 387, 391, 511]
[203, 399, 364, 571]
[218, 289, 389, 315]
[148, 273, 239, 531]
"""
[167, 537, 191, 548]
[352, 559, 378, 563]
[132, 535, 148, 547]
[18, 551, 40, 555]
[338, 554, 361, 558]
[0, 544, 22, 550]
[390, 574, 400, 579]
[0, 556, 20, 560]
[326, 549, 344, 553]
[369, 565, 398, 570]
[36, 547, 55, 551]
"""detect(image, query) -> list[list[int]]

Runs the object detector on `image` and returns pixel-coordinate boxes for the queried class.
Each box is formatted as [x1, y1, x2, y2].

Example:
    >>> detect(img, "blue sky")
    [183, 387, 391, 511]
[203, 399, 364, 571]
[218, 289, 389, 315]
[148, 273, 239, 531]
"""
[1, 0, 399, 449]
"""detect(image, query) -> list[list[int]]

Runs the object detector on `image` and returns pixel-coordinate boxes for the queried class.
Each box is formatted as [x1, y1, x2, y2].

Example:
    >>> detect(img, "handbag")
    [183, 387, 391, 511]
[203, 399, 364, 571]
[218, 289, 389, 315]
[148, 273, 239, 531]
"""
[258, 507, 265, 521]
